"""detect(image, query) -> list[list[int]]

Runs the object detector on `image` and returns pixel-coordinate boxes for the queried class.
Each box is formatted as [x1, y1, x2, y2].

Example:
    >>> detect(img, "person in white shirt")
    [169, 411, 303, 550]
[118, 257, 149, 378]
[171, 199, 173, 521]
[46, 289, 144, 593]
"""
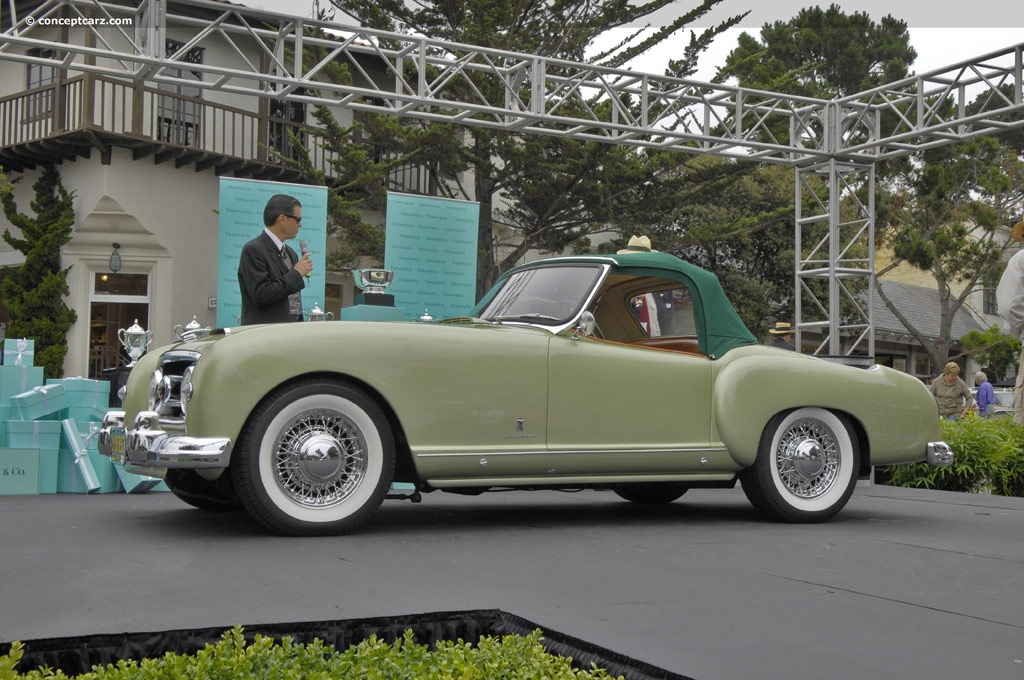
[996, 220, 1024, 426]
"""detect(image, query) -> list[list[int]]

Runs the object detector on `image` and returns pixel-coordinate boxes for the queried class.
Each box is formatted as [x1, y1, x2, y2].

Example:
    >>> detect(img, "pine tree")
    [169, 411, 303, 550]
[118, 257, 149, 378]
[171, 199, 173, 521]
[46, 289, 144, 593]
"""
[1, 164, 78, 379]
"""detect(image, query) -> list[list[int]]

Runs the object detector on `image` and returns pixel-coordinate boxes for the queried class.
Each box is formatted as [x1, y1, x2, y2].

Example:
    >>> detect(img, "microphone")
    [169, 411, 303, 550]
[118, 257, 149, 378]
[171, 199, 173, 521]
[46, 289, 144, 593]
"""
[299, 239, 311, 277]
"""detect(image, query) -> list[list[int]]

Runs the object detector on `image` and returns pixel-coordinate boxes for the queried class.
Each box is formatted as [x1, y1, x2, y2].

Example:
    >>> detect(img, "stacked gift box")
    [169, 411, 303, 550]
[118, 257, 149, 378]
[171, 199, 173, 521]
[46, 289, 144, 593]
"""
[0, 338, 164, 495]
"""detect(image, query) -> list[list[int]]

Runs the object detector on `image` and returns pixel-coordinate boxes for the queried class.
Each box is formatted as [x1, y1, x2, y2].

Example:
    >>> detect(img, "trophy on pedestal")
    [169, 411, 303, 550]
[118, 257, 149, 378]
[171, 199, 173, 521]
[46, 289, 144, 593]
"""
[117, 319, 153, 366]
[352, 268, 395, 306]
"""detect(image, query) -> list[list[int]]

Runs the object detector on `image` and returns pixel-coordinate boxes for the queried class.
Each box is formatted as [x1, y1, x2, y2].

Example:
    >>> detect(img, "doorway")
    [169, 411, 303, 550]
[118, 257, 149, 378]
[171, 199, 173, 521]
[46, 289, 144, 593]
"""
[88, 272, 149, 379]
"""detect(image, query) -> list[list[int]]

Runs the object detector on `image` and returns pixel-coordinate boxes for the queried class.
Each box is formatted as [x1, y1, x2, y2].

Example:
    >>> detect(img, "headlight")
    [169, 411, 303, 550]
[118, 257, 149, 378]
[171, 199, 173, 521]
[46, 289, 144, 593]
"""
[180, 365, 195, 417]
[147, 368, 170, 411]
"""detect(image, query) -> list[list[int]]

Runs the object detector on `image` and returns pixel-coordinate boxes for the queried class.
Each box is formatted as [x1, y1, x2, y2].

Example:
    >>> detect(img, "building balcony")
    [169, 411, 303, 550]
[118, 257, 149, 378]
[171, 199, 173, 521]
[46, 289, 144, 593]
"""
[0, 72, 434, 192]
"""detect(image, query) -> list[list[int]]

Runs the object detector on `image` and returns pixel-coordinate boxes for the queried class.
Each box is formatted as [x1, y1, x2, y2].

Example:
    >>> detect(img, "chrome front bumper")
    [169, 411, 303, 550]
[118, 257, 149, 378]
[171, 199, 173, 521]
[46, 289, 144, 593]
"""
[98, 410, 232, 474]
[926, 441, 955, 467]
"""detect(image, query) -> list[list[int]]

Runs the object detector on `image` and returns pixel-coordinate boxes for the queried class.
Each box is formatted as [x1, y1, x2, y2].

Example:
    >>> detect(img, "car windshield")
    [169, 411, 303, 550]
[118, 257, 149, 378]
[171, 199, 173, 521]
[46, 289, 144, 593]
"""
[476, 264, 603, 324]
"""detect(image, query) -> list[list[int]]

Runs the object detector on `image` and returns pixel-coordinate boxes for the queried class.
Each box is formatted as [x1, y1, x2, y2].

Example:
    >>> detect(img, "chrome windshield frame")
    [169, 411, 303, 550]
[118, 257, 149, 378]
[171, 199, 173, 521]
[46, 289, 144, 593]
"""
[479, 262, 612, 335]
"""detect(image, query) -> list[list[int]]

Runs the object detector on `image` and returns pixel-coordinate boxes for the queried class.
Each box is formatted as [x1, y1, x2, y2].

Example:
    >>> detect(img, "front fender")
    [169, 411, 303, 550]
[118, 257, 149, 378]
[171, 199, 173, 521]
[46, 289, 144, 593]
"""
[712, 349, 941, 467]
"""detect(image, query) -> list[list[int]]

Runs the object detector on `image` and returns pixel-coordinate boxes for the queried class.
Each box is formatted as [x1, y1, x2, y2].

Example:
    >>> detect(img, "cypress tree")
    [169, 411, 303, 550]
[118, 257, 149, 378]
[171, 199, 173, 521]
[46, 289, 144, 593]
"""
[1, 164, 78, 379]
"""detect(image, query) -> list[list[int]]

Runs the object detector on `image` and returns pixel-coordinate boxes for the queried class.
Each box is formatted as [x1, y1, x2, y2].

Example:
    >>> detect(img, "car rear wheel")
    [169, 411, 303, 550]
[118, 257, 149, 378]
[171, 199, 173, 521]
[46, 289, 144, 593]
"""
[164, 469, 240, 511]
[613, 483, 689, 505]
[740, 407, 858, 523]
[231, 380, 395, 536]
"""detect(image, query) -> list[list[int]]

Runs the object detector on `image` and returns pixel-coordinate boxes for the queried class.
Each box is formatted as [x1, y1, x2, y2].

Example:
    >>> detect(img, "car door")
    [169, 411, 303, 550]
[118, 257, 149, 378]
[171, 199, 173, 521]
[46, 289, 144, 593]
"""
[545, 334, 715, 475]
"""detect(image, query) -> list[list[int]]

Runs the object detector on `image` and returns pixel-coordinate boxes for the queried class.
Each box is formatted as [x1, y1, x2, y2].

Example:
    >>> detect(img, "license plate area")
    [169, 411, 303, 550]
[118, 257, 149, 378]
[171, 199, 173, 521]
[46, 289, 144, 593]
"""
[109, 426, 127, 457]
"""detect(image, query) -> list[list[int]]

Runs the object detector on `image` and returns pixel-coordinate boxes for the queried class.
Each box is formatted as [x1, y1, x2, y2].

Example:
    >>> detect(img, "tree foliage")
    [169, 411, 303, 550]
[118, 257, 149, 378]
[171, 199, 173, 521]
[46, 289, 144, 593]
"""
[639, 159, 800, 333]
[327, 0, 747, 296]
[876, 132, 1021, 367]
[1, 165, 77, 379]
[273, 5, 456, 270]
[718, 3, 916, 98]
[959, 325, 1023, 383]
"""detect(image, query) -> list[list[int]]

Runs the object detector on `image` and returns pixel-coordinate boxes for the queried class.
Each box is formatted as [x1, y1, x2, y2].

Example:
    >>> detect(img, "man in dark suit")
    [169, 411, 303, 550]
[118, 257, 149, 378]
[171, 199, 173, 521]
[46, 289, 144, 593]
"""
[237, 193, 313, 324]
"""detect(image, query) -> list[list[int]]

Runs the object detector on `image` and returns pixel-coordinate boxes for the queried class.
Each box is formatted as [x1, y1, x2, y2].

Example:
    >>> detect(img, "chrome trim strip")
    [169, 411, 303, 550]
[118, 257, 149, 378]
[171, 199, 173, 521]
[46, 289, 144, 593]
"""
[416, 446, 730, 458]
[428, 473, 737, 487]
[160, 349, 202, 362]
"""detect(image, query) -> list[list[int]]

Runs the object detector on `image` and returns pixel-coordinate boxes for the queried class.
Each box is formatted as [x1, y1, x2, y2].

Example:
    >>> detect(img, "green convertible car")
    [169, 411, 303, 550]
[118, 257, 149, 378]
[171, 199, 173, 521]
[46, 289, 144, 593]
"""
[99, 251, 953, 536]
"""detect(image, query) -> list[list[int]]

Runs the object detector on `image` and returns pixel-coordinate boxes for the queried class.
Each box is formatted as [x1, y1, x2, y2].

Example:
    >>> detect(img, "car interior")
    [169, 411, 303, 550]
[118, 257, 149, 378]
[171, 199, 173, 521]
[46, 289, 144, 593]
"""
[587, 274, 704, 356]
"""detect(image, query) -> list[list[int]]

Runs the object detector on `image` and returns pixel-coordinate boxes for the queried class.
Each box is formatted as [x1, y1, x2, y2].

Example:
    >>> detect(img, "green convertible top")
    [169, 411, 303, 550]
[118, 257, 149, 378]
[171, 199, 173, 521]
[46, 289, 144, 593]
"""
[498, 251, 759, 359]
[609, 251, 757, 358]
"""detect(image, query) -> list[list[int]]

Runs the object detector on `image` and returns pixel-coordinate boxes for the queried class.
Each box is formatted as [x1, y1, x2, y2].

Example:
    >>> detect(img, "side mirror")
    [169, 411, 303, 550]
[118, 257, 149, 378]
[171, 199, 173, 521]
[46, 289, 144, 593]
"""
[572, 311, 596, 340]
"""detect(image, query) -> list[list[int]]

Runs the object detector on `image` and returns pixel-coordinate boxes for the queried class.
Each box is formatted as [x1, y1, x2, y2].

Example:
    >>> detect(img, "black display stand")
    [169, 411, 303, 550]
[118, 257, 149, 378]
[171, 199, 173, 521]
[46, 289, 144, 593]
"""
[100, 366, 133, 407]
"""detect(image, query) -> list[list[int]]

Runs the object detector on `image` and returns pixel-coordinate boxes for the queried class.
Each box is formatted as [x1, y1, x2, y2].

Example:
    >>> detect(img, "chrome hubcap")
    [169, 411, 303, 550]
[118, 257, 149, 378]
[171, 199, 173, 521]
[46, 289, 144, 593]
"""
[776, 418, 839, 499]
[273, 409, 367, 508]
[792, 439, 825, 478]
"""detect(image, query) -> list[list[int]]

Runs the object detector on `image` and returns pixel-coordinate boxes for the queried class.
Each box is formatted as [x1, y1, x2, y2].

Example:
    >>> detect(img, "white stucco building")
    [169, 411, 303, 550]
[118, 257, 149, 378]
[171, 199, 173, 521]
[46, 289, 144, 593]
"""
[0, 0, 437, 378]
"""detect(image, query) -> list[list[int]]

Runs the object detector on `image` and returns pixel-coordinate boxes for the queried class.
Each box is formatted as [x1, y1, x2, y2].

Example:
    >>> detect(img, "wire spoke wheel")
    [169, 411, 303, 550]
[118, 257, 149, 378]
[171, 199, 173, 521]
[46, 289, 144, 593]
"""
[774, 418, 841, 499]
[232, 380, 395, 536]
[273, 409, 369, 508]
[741, 407, 859, 523]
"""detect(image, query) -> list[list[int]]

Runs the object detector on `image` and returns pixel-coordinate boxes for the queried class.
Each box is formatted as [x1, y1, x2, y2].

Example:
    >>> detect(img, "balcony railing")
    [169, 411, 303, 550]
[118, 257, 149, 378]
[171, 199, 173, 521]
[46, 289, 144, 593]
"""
[0, 73, 433, 193]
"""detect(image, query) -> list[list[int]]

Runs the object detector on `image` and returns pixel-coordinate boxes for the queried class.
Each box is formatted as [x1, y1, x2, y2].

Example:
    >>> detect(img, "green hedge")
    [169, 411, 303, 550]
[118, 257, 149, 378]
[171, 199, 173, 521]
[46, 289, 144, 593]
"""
[0, 627, 622, 680]
[884, 415, 1024, 495]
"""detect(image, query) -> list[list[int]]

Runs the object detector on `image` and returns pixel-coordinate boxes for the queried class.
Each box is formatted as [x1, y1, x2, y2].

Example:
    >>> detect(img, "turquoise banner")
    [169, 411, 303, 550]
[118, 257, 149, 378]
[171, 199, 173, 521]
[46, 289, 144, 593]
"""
[217, 179, 328, 327]
[384, 193, 479, 320]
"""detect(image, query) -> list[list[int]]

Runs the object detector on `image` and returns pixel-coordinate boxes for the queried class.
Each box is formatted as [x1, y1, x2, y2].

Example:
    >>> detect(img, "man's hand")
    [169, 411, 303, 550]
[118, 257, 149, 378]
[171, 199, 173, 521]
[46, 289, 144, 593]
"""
[294, 252, 313, 277]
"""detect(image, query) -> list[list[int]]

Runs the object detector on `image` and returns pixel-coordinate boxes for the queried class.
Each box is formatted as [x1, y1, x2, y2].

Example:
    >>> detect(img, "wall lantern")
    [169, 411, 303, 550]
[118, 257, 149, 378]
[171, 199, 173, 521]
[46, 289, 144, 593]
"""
[109, 242, 122, 273]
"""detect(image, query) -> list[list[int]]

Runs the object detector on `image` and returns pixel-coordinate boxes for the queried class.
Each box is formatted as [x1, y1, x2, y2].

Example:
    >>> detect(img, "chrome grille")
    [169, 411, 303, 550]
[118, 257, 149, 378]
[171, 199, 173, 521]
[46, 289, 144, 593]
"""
[155, 350, 200, 424]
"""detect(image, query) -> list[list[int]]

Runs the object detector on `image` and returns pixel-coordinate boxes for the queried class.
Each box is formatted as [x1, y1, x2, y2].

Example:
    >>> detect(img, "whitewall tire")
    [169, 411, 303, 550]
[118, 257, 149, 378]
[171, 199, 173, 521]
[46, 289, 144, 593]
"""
[232, 380, 395, 536]
[740, 408, 859, 523]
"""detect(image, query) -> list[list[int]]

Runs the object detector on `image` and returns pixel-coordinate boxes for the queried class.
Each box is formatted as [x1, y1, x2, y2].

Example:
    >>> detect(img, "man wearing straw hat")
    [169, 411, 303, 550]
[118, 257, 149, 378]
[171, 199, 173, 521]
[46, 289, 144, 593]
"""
[996, 219, 1024, 426]
[767, 321, 796, 351]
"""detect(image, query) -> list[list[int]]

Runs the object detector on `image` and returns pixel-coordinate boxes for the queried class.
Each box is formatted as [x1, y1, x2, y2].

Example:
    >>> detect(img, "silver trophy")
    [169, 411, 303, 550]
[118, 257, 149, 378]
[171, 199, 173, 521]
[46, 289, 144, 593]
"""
[353, 268, 394, 294]
[174, 315, 212, 341]
[117, 319, 153, 366]
[306, 302, 334, 322]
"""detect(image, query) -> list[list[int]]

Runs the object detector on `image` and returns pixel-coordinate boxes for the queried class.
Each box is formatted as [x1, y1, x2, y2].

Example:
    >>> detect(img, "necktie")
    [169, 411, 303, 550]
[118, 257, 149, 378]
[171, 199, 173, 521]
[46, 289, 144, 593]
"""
[279, 246, 303, 319]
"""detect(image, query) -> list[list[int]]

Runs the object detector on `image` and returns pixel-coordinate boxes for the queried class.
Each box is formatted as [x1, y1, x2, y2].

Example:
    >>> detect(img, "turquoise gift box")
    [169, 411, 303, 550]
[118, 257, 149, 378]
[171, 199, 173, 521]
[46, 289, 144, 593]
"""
[113, 463, 162, 494]
[2, 338, 35, 367]
[56, 419, 102, 493]
[0, 448, 39, 495]
[11, 383, 68, 421]
[58, 419, 120, 493]
[57, 448, 120, 493]
[46, 377, 110, 408]
[6, 420, 61, 493]
[6, 420, 62, 449]
[0, 365, 44, 406]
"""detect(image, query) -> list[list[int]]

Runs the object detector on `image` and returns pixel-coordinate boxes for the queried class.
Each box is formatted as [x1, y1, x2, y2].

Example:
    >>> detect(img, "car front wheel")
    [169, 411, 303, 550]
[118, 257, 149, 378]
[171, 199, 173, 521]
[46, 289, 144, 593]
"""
[231, 380, 395, 536]
[740, 407, 859, 523]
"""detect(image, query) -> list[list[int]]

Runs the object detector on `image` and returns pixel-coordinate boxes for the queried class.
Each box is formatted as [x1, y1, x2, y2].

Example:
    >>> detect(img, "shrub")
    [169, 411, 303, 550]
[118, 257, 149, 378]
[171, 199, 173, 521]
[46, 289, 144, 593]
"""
[884, 415, 1024, 495]
[0, 626, 622, 680]
[990, 418, 1024, 496]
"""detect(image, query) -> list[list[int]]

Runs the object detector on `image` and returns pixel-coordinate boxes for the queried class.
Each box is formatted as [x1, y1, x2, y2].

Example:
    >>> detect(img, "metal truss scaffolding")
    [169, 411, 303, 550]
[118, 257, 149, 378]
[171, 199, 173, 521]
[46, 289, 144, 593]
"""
[2, 0, 1024, 356]
[796, 161, 875, 359]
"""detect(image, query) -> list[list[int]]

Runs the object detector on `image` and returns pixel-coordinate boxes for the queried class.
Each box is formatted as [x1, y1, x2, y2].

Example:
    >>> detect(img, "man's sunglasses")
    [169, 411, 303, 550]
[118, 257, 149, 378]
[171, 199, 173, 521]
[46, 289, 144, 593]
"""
[283, 213, 302, 223]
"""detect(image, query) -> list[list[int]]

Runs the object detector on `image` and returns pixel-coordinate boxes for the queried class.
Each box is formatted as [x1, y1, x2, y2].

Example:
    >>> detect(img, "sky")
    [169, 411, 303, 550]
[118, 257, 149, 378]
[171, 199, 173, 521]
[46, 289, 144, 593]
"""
[241, 0, 1024, 82]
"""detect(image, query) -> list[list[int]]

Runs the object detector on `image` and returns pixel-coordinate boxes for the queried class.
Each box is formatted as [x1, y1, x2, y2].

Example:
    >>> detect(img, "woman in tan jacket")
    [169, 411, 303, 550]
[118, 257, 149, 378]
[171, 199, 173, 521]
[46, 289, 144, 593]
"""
[930, 361, 972, 420]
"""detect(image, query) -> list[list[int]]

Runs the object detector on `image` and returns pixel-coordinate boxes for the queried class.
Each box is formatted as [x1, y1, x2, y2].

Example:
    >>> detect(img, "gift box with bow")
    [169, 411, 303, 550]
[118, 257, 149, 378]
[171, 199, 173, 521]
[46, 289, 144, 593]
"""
[2, 338, 35, 367]
[56, 419, 101, 493]
[11, 383, 68, 421]
[0, 365, 44, 407]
